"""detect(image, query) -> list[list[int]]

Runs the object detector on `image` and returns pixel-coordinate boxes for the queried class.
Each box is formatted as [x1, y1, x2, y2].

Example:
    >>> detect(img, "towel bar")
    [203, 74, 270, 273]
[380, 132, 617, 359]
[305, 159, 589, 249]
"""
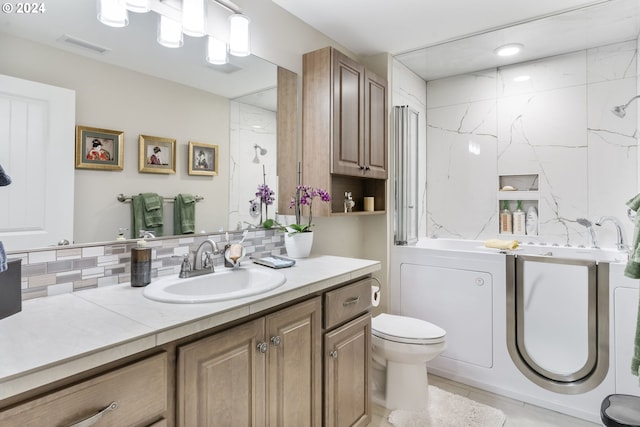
[117, 193, 204, 203]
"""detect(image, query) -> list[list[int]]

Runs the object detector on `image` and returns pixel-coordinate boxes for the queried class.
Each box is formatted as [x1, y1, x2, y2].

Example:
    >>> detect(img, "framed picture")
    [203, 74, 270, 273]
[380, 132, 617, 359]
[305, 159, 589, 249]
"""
[139, 135, 176, 174]
[75, 125, 124, 170]
[188, 141, 218, 176]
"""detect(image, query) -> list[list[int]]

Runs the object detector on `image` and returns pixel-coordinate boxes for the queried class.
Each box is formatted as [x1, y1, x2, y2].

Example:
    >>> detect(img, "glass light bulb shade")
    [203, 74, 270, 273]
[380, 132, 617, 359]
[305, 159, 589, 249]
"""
[125, 0, 150, 13]
[157, 15, 184, 48]
[182, 0, 206, 37]
[495, 43, 523, 57]
[206, 37, 228, 65]
[97, 0, 129, 27]
[229, 14, 250, 57]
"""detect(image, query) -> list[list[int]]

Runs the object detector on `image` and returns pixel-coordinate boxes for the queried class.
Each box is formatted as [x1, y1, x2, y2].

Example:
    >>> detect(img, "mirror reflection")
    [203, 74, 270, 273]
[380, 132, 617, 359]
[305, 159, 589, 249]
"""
[0, 0, 289, 251]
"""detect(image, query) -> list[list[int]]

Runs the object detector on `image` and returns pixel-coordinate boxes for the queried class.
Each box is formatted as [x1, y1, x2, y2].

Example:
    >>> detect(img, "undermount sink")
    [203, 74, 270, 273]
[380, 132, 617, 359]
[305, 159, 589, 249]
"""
[142, 267, 286, 304]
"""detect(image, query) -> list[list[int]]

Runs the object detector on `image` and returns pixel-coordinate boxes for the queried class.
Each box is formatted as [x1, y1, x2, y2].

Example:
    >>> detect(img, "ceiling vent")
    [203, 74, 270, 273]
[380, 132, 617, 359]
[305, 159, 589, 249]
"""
[57, 34, 111, 55]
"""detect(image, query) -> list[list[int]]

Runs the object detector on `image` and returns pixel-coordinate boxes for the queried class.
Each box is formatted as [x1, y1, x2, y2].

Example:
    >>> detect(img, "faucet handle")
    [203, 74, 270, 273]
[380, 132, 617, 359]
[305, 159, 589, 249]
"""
[202, 251, 215, 269]
[173, 254, 192, 278]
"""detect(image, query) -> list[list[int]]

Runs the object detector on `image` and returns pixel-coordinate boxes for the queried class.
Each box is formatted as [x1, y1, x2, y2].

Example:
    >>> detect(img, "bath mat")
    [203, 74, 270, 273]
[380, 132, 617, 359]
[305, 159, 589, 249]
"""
[388, 385, 506, 427]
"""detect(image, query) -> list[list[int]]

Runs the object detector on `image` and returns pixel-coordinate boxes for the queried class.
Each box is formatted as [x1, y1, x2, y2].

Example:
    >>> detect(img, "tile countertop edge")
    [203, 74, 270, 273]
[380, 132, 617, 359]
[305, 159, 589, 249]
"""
[0, 255, 381, 402]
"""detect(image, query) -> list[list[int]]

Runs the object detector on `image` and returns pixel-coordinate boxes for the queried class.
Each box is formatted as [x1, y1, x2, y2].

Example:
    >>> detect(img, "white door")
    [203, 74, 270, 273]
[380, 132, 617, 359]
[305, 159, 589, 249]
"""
[0, 74, 75, 250]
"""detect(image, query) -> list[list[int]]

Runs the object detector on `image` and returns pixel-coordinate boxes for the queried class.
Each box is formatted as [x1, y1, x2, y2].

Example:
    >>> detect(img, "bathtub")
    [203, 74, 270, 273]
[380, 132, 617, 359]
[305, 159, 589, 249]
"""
[390, 238, 637, 423]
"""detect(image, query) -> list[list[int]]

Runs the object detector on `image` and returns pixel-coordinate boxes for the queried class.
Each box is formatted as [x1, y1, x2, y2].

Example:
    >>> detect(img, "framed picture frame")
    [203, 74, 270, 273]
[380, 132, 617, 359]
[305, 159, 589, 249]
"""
[188, 141, 218, 176]
[75, 125, 124, 170]
[139, 135, 176, 174]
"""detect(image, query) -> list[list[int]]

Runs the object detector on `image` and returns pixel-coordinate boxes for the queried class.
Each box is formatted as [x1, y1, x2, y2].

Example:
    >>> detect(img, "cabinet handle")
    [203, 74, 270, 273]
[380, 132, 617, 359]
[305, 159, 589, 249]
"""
[68, 401, 118, 427]
[359, 165, 365, 170]
[257, 342, 268, 353]
[270, 336, 281, 346]
[343, 296, 360, 306]
[329, 350, 338, 359]
[365, 165, 370, 171]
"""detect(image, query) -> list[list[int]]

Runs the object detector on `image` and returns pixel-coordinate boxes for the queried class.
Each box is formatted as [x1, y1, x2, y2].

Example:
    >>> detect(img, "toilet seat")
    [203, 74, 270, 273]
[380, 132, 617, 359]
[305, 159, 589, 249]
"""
[372, 313, 445, 345]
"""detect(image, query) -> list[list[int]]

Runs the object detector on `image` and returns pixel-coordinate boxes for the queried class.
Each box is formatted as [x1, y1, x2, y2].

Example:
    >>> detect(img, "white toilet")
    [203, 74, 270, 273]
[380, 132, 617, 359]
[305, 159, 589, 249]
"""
[371, 313, 446, 411]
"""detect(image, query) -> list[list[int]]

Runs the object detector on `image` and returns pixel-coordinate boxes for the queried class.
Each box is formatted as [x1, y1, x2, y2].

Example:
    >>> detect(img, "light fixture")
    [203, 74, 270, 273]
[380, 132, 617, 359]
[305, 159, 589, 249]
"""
[157, 14, 183, 48]
[206, 36, 228, 65]
[229, 14, 250, 57]
[611, 95, 640, 118]
[97, 0, 250, 63]
[495, 44, 523, 57]
[97, 0, 129, 27]
[182, 0, 207, 37]
[125, 0, 149, 13]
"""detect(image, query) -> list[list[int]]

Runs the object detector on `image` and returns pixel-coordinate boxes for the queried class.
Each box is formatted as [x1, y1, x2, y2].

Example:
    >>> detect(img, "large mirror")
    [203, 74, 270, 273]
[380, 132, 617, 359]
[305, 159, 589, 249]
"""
[0, 0, 295, 250]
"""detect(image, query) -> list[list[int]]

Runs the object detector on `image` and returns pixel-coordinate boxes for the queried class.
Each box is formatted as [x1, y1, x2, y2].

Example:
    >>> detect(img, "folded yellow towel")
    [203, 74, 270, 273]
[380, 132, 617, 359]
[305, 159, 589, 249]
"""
[484, 239, 519, 250]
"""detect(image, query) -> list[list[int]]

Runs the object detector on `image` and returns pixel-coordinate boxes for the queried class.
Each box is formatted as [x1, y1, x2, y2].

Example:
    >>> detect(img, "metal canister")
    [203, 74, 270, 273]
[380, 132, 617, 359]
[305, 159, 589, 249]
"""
[131, 247, 151, 287]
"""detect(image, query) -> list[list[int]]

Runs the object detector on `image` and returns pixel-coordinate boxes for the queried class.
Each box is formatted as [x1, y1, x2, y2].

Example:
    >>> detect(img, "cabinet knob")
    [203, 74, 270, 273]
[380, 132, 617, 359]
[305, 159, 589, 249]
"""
[257, 342, 268, 353]
[270, 336, 281, 346]
[359, 165, 365, 170]
[365, 165, 370, 171]
[329, 350, 338, 359]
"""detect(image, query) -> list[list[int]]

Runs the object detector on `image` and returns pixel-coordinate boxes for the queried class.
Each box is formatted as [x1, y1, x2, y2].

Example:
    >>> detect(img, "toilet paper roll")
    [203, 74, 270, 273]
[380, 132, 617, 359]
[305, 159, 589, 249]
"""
[372, 284, 380, 307]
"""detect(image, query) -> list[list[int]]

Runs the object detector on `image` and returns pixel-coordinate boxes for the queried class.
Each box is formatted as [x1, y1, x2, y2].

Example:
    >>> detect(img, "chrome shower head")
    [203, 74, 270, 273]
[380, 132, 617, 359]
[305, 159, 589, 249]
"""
[611, 94, 640, 118]
[576, 217, 592, 228]
[252, 144, 267, 164]
[611, 105, 627, 118]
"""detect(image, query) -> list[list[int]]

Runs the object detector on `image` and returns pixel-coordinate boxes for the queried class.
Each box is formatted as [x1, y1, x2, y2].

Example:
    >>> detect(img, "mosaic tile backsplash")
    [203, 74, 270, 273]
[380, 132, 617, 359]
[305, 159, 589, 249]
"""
[7, 229, 285, 301]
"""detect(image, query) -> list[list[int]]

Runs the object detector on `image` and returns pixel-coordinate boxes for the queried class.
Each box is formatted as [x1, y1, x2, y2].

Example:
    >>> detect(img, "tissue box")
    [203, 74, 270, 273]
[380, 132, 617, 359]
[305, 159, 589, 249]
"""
[0, 259, 22, 320]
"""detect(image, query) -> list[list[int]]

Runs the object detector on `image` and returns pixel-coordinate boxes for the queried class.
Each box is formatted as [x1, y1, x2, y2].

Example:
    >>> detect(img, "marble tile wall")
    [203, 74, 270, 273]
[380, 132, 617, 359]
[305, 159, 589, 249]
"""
[425, 40, 639, 248]
[228, 101, 277, 230]
[7, 229, 285, 301]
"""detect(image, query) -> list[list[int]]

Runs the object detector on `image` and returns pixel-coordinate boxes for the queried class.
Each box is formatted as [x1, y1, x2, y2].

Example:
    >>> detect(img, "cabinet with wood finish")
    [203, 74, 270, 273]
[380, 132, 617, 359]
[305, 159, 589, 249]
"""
[303, 46, 388, 216]
[176, 297, 322, 427]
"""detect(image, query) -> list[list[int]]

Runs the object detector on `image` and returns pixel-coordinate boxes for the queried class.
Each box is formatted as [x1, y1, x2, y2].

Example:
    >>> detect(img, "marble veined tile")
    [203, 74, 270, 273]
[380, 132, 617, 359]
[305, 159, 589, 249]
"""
[498, 86, 588, 245]
[498, 51, 586, 98]
[427, 69, 497, 109]
[587, 39, 638, 84]
[427, 100, 498, 240]
[392, 59, 427, 109]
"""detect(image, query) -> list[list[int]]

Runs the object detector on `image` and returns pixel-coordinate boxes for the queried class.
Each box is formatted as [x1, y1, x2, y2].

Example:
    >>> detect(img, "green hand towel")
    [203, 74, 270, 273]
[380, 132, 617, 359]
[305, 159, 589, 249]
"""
[624, 192, 640, 377]
[174, 194, 196, 235]
[131, 195, 146, 239]
[141, 192, 163, 227]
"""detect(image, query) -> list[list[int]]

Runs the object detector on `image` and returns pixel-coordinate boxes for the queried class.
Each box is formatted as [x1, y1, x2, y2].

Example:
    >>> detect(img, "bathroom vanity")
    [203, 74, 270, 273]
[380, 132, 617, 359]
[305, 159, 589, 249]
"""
[0, 255, 379, 427]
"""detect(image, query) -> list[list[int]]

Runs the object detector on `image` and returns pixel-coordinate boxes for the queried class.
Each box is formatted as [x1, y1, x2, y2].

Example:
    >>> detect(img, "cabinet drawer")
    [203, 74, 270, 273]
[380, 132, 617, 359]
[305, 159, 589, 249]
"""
[324, 278, 372, 329]
[0, 352, 168, 427]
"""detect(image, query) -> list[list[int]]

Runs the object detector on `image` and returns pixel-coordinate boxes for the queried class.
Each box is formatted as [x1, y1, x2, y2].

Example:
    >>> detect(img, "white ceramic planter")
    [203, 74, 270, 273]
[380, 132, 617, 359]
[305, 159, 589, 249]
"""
[284, 231, 314, 259]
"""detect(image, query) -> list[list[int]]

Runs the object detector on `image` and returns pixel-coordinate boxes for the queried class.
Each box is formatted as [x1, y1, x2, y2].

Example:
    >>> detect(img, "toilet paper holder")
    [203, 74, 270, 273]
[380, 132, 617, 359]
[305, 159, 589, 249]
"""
[371, 277, 381, 307]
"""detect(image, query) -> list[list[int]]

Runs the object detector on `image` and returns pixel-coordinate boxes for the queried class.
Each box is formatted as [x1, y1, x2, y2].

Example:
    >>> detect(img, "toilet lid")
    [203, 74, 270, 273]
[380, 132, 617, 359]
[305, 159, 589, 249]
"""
[372, 313, 446, 345]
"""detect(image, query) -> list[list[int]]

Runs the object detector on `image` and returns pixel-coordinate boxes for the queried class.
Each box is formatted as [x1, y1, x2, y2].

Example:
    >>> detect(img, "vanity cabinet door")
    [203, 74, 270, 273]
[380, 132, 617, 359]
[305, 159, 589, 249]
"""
[177, 318, 266, 427]
[363, 70, 387, 179]
[266, 297, 322, 427]
[324, 313, 371, 427]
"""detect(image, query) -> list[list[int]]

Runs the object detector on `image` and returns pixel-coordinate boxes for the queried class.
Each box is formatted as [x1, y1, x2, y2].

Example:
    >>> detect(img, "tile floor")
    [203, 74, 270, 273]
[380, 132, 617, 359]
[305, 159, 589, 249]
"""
[369, 375, 601, 427]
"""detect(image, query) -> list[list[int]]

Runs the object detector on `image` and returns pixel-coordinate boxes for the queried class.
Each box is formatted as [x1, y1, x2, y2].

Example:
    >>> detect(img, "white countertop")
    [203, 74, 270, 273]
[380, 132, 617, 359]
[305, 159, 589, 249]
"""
[0, 255, 380, 401]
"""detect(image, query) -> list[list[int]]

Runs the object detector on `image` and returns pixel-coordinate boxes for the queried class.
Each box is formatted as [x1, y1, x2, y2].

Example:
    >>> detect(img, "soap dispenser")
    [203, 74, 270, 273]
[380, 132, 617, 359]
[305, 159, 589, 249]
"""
[131, 238, 151, 287]
[500, 200, 512, 234]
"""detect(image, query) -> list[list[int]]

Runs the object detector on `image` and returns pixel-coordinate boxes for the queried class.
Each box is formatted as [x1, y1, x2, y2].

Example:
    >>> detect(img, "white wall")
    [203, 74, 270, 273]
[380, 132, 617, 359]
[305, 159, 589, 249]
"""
[425, 40, 639, 248]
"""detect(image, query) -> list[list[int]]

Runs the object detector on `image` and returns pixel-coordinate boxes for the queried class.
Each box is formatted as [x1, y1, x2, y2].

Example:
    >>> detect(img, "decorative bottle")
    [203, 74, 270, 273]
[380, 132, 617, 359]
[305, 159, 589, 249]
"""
[131, 239, 151, 287]
[500, 200, 512, 234]
[513, 200, 526, 235]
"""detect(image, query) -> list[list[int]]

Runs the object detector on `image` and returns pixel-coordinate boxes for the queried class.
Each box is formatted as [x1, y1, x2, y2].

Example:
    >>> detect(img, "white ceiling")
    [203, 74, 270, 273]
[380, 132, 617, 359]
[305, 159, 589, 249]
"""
[1, 0, 639, 95]
[273, 0, 640, 81]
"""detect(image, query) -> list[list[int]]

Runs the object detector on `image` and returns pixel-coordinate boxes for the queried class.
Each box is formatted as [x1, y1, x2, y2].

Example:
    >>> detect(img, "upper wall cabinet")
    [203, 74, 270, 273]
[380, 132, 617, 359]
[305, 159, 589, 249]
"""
[303, 47, 388, 217]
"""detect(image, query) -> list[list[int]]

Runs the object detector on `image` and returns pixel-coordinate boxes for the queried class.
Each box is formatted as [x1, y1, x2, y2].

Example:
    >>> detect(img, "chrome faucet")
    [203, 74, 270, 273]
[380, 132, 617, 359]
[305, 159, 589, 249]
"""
[139, 229, 156, 239]
[176, 239, 221, 278]
[595, 216, 628, 251]
[576, 218, 599, 249]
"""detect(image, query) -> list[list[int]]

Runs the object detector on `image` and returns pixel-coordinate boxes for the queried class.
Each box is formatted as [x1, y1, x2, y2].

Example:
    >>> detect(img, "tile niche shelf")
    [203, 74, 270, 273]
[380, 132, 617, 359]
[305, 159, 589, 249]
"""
[498, 174, 539, 236]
